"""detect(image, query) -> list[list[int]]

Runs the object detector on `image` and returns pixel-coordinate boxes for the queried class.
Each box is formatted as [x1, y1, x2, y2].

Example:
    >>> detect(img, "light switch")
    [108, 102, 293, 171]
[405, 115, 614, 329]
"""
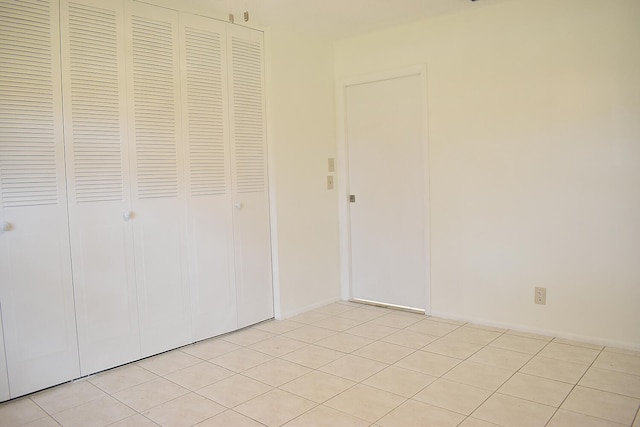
[327, 176, 334, 190]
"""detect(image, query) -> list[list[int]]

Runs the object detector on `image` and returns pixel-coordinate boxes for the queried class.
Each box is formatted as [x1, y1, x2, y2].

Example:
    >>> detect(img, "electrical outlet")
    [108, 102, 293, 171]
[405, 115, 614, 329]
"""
[535, 287, 546, 305]
[327, 175, 334, 190]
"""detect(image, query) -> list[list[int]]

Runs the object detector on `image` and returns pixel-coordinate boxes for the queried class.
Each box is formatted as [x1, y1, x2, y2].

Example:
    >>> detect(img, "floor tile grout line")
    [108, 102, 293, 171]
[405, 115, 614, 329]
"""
[369, 396, 410, 425]
[283, 403, 370, 427]
[572, 383, 640, 401]
[228, 406, 270, 427]
[548, 407, 635, 427]
[276, 381, 378, 426]
[127, 354, 265, 415]
[542, 344, 606, 426]
[103, 411, 156, 427]
[110, 378, 189, 418]
[403, 369, 495, 421]
[124, 362, 271, 425]
[52, 391, 140, 427]
[27, 396, 55, 421]
[277, 361, 360, 423]
[269, 313, 428, 426]
[583, 364, 640, 380]
[87, 372, 158, 397]
[28, 383, 108, 418]
[465, 329, 556, 425]
[148, 315, 635, 427]
[380, 319, 506, 424]
[4, 302, 639, 426]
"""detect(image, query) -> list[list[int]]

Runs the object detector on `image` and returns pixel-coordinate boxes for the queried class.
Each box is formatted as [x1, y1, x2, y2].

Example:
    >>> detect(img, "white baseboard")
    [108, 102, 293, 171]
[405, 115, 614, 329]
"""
[277, 296, 341, 320]
[430, 311, 640, 352]
[274, 299, 639, 352]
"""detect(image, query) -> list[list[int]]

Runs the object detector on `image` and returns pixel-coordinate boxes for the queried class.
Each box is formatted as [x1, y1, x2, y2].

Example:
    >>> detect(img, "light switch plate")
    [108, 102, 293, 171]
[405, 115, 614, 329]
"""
[535, 287, 546, 305]
[327, 176, 334, 190]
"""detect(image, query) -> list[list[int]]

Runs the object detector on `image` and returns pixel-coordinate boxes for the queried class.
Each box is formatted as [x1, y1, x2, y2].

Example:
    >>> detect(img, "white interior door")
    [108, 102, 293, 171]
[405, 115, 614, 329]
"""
[179, 13, 237, 340]
[0, 0, 80, 397]
[227, 25, 274, 328]
[61, 0, 141, 375]
[345, 72, 428, 310]
[126, 2, 191, 356]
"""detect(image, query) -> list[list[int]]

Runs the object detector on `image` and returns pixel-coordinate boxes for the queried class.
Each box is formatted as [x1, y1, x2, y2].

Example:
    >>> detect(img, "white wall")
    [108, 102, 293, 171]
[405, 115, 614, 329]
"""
[334, 0, 640, 348]
[265, 28, 341, 317]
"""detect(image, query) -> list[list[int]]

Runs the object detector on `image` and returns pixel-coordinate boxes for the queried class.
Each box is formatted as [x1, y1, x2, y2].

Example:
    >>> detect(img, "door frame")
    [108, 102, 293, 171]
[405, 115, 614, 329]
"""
[336, 65, 431, 314]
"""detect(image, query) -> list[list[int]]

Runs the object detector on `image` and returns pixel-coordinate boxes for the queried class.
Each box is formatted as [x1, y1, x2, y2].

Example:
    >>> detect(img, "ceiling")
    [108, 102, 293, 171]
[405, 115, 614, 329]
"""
[181, 0, 513, 39]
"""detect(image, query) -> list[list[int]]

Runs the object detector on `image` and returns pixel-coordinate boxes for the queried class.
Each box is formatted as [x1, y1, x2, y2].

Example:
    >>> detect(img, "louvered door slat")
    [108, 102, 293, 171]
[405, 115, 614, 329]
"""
[185, 27, 225, 196]
[66, 1, 123, 203]
[229, 35, 266, 194]
[131, 14, 179, 199]
[0, 0, 59, 208]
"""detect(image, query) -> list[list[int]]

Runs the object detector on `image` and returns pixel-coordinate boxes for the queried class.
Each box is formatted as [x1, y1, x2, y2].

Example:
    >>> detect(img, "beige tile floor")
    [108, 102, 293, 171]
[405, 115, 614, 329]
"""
[1, 301, 639, 427]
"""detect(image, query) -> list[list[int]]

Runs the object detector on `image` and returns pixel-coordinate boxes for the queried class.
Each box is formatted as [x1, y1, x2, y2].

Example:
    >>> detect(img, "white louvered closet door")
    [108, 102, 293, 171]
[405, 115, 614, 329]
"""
[227, 25, 273, 328]
[125, 2, 191, 356]
[61, 0, 141, 376]
[0, 315, 7, 401]
[179, 14, 237, 340]
[0, 0, 80, 397]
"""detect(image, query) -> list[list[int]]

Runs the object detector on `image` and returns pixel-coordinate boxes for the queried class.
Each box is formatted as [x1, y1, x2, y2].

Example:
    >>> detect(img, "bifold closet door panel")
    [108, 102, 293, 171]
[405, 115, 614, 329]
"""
[227, 25, 274, 328]
[0, 315, 9, 401]
[60, 0, 141, 375]
[125, 2, 191, 356]
[179, 13, 237, 341]
[231, 191, 273, 328]
[0, 0, 80, 398]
